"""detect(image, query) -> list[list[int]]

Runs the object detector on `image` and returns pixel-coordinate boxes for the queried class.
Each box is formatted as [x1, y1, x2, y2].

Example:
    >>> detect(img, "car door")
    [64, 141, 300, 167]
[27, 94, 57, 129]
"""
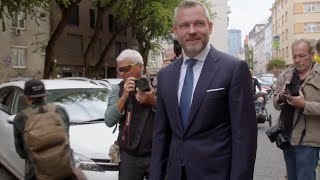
[6, 87, 25, 179]
[0, 86, 25, 179]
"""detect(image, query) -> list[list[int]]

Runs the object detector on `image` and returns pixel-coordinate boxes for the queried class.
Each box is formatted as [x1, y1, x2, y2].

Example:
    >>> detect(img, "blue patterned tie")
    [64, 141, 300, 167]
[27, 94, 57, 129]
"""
[180, 59, 197, 129]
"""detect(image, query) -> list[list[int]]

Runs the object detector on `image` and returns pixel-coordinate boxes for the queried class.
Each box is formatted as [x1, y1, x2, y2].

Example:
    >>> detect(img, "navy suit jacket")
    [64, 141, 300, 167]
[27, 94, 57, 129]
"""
[150, 47, 257, 180]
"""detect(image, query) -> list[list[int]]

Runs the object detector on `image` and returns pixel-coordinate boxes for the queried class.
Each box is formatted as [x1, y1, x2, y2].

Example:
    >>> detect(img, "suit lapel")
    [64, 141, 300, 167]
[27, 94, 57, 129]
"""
[184, 47, 221, 134]
[167, 58, 185, 133]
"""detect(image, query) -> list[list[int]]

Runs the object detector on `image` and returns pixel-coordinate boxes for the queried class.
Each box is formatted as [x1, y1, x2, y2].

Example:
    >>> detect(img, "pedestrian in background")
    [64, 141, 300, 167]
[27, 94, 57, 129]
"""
[150, 1, 257, 180]
[273, 39, 320, 180]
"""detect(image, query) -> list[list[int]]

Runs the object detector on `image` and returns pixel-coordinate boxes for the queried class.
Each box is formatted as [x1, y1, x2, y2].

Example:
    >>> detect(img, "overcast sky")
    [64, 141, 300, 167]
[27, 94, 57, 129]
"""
[228, 0, 275, 41]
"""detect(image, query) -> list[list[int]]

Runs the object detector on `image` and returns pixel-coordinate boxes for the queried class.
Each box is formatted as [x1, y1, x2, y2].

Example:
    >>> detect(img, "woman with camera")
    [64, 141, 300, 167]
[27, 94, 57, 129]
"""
[273, 39, 320, 180]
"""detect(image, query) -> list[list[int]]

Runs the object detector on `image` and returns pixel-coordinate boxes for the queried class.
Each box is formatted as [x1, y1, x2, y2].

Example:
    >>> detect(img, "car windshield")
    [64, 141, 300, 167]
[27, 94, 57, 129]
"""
[260, 76, 274, 84]
[47, 88, 109, 123]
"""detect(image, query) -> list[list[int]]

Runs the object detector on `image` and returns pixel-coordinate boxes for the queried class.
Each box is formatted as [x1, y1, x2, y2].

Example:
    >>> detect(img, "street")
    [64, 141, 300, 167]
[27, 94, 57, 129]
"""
[254, 99, 286, 180]
[0, 99, 286, 180]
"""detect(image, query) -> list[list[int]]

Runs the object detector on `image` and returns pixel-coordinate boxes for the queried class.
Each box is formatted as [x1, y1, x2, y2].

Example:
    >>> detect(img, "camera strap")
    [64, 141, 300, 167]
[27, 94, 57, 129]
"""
[122, 95, 133, 146]
[292, 109, 306, 145]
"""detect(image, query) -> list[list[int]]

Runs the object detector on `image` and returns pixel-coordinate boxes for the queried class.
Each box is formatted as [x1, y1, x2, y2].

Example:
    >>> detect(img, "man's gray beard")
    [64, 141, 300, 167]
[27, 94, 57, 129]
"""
[184, 45, 204, 56]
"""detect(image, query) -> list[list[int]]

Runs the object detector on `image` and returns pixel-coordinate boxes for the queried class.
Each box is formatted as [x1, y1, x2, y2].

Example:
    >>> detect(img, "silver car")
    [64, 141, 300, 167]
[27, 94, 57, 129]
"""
[0, 79, 118, 180]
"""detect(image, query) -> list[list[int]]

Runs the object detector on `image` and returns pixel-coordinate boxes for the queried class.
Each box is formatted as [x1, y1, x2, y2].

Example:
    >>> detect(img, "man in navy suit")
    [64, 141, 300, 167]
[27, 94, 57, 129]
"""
[149, 1, 257, 180]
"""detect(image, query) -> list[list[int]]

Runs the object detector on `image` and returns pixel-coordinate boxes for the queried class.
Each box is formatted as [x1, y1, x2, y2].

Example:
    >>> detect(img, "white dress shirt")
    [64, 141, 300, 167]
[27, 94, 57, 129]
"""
[178, 43, 211, 105]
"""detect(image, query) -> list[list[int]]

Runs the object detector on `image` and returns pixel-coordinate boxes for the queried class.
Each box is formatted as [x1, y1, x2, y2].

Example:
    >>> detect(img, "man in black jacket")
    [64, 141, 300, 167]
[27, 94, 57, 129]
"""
[105, 49, 156, 180]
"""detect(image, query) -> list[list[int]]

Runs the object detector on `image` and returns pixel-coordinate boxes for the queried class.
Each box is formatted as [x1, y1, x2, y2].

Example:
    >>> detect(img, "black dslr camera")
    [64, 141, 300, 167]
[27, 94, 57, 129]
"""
[135, 77, 150, 91]
[284, 82, 300, 96]
[266, 125, 291, 150]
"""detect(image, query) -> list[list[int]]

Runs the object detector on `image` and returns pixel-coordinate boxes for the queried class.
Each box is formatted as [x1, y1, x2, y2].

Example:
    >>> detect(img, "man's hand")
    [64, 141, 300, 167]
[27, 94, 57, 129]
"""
[284, 90, 306, 108]
[135, 84, 156, 107]
[162, 57, 173, 68]
[122, 77, 136, 99]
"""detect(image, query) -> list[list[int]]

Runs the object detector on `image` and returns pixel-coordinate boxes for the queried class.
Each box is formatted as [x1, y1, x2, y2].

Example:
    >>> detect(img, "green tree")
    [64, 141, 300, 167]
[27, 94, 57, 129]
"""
[0, 0, 49, 31]
[267, 58, 286, 72]
[132, 0, 180, 71]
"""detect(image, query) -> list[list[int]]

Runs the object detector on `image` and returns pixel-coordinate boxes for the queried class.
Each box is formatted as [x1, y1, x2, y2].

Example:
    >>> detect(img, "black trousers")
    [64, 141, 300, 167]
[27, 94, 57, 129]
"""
[181, 166, 187, 180]
[119, 150, 151, 180]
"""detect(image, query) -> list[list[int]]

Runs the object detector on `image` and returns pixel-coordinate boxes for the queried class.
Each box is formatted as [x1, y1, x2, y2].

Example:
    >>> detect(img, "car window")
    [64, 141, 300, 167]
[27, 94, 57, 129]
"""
[0, 86, 16, 115]
[12, 88, 26, 114]
[46, 88, 110, 123]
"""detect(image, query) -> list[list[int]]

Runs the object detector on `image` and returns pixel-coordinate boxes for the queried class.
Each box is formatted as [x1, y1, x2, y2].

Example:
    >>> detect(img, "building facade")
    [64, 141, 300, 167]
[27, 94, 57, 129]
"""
[209, 0, 231, 53]
[228, 29, 242, 57]
[271, 0, 320, 65]
[51, 0, 137, 78]
[0, 10, 50, 82]
[249, 24, 267, 74]
[264, 18, 273, 62]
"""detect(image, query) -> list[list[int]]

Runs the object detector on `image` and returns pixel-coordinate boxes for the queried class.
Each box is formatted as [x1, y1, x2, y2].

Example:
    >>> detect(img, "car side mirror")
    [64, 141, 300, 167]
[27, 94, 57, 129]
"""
[7, 115, 16, 124]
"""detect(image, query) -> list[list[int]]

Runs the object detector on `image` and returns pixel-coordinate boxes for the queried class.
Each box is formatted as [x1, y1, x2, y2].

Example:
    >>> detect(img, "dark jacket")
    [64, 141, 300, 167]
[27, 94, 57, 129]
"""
[104, 82, 155, 156]
[117, 82, 155, 156]
[150, 47, 257, 180]
[13, 102, 70, 180]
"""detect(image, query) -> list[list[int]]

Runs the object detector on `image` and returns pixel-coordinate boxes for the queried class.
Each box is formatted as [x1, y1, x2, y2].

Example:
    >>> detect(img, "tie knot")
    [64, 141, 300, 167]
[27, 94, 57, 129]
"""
[185, 59, 197, 68]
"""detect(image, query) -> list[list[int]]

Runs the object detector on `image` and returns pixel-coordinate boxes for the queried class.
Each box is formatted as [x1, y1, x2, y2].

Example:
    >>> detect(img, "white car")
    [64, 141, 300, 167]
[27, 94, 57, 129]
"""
[0, 79, 118, 180]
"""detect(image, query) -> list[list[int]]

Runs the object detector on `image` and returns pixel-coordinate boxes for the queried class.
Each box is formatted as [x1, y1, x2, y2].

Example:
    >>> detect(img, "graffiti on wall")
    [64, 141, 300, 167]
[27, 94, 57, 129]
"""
[1, 56, 12, 67]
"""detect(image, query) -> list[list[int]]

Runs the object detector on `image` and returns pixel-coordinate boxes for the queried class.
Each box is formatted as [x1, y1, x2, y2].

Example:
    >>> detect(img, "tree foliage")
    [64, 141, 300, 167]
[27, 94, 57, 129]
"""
[267, 58, 286, 72]
[0, 0, 49, 31]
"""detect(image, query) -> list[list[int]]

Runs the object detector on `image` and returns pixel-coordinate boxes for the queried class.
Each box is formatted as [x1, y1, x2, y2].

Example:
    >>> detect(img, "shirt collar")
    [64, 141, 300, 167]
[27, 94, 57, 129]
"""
[182, 43, 210, 64]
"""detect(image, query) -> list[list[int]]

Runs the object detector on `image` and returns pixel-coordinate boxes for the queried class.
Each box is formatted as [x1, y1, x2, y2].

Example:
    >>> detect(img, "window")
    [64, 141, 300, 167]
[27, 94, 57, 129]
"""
[282, 32, 284, 41]
[115, 42, 128, 57]
[39, 12, 47, 20]
[109, 14, 114, 32]
[115, 41, 121, 56]
[12, 12, 25, 29]
[285, 12, 288, 23]
[68, 5, 79, 25]
[66, 34, 83, 56]
[304, 3, 320, 13]
[285, 29, 288, 40]
[304, 23, 320, 32]
[11, 47, 27, 68]
[281, 15, 284, 25]
[282, 48, 285, 58]
[286, 47, 289, 57]
[90, 9, 95, 28]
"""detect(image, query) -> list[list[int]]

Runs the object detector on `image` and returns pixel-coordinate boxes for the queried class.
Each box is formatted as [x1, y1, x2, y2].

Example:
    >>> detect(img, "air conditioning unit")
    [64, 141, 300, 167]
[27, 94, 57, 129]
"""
[14, 28, 21, 36]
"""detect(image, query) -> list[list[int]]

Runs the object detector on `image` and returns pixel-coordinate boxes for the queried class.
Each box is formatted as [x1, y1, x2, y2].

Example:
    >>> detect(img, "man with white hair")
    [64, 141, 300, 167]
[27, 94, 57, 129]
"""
[105, 49, 156, 180]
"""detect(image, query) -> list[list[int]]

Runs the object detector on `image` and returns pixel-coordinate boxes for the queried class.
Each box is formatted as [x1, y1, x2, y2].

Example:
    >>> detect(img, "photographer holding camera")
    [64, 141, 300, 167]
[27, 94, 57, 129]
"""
[272, 39, 320, 180]
[105, 49, 156, 180]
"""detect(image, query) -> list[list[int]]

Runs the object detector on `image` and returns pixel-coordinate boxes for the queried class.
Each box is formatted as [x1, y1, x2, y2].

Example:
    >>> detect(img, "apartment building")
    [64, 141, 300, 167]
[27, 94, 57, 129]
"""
[271, 0, 320, 65]
[0, 10, 50, 82]
[228, 29, 242, 57]
[51, 0, 137, 78]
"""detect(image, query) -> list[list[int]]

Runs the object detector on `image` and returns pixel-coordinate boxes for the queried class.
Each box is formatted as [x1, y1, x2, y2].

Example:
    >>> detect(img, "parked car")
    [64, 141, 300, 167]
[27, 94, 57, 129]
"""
[0, 79, 118, 180]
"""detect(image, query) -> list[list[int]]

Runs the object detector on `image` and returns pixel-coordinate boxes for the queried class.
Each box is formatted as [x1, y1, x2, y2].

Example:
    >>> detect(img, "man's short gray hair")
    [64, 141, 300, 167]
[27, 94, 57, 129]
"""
[116, 49, 144, 64]
[292, 39, 314, 53]
[174, 0, 211, 25]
